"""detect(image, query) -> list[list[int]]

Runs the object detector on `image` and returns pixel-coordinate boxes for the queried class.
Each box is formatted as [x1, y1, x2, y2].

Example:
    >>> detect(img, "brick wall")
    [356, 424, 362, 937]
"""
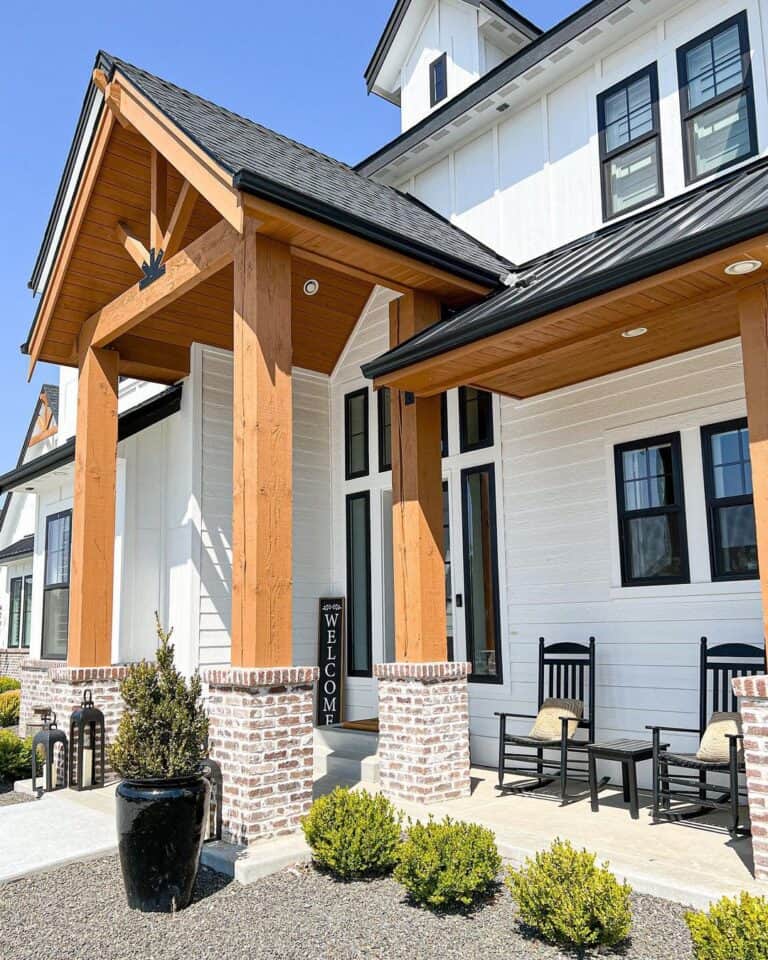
[0, 649, 28, 682]
[203, 667, 319, 846]
[734, 674, 768, 881]
[375, 661, 471, 804]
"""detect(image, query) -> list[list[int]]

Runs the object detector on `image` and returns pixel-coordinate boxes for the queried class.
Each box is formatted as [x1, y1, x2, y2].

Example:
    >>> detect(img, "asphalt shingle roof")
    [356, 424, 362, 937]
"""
[363, 155, 768, 379]
[98, 52, 512, 286]
[0, 535, 34, 563]
[41, 384, 59, 423]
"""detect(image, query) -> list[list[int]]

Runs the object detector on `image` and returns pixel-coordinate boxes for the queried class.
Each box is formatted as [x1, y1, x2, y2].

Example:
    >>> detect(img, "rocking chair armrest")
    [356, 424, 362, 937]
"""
[645, 724, 700, 735]
[725, 733, 744, 741]
[494, 712, 536, 720]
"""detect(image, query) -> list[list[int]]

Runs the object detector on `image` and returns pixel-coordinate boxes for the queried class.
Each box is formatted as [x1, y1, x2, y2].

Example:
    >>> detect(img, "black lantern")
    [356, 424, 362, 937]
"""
[69, 689, 105, 791]
[31, 711, 68, 794]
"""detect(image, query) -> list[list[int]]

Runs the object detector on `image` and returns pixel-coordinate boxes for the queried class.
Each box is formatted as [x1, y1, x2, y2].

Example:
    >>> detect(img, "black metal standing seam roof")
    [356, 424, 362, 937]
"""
[364, 0, 542, 95]
[362, 155, 768, 380]
[95, 52, 512, 286]
[0, 535, 35, 563]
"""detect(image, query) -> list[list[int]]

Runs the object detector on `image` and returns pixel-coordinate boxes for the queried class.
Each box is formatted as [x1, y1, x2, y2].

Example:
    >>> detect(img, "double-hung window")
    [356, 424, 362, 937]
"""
[598, 65, 663, 220]
[345, 389, 369, 481]
[701, 419, 758, 581]
[459, 387, 494, 453]
[430, 53, 448, 107]
[677, 13, 757, 183]
[42, 510, 72, 660]
[7, 574, 31, 650]
[614, 434, 689, 586]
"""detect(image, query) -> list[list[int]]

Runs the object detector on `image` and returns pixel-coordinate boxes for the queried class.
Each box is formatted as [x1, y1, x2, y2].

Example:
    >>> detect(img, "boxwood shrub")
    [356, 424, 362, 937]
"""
[0, 729, 33, 782]
[506, 839, 632, 949]
[0, 690, 20, 727]
[394, 817, 501, 909]
[686, 892, 768, 959]
[0, 677, 20, 694]
[302, 787, 402, 879]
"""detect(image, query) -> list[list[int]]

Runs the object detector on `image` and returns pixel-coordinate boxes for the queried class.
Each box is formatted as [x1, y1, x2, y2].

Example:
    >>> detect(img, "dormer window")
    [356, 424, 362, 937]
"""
[677, 13, 757, 184]
[429, 53, 448, 107]
[598, 64, 663, 221]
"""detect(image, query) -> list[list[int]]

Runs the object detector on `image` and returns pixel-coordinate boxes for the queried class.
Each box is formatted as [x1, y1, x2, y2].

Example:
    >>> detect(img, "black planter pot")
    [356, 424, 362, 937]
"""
[116, 773, 211, 912]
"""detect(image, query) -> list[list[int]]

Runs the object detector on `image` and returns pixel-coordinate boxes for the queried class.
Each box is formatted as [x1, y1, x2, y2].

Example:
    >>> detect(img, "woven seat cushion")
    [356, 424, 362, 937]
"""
[662, 751, 732, 771]
[696, 712, 742, 763]
[528, 698, 583, 741]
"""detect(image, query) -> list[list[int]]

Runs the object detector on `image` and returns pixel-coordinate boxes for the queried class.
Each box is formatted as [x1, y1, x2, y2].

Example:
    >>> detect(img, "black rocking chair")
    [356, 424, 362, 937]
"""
[495, 637, 601, 805]
[648, 637, 765, 837]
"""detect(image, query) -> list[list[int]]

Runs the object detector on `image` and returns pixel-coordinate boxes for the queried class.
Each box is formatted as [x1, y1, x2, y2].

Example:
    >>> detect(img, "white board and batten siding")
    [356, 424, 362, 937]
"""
[194, 344, 332, 671]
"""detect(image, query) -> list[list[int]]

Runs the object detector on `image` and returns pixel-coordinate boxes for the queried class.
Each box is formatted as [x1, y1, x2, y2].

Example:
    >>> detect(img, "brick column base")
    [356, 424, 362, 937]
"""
[19, 661, 129, 781]
[202, 667, 318, 846]
[374, 661, 471, 804]
[734, 674, 768, 880]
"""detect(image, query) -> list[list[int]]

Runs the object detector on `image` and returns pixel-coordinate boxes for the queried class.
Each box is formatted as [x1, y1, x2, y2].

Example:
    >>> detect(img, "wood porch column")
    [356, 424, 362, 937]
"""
[389, 292, 447, 663]
[231, 221, 293, 668]
[739, 282, 768, 655]
[68, 346, 119, 666]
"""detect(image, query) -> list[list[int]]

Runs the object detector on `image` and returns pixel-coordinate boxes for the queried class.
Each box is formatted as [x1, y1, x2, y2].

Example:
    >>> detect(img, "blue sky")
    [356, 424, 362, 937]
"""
[0, 0, 580, 468]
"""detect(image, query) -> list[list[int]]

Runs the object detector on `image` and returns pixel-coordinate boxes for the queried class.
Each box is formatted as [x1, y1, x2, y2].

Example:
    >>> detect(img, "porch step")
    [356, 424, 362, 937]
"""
[313, 726, 380, 786]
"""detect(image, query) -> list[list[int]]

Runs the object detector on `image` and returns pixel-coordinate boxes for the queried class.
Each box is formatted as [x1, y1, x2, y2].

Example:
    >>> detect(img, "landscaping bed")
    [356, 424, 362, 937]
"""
[0, 855, 695, 960]
[0, 781, 32, 806]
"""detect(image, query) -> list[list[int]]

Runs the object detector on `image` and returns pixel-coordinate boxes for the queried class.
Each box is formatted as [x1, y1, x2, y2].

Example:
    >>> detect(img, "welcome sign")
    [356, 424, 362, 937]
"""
[316, 598, 345, 727]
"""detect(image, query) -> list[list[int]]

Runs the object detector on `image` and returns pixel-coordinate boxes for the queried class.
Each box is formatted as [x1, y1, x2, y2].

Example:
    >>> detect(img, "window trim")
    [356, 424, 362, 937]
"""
[345, 491, 372, 679]
[458, 387, 494, 453]
[22, 574, 32, 650]
[614, 433, 690, 587]
[701, 417, 758, 582]
[429, 52, 448, 108]
[597, 63, 664, 222]
[377, 387, 392, 473]
[676, 11, 758, 185]
[461, 462, 503, 685]
[344, 388, 370, 481]
[41, 509, 72, 661]
[7, 577, 23, 649]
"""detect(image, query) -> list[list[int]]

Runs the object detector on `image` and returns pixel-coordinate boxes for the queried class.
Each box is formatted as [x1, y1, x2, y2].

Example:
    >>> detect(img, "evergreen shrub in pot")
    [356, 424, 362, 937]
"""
[109, 616, 210, 913]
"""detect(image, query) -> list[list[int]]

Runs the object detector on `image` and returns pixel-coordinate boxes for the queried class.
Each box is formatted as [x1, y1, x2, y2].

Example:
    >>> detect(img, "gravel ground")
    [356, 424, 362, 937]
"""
[0, 856, 695, 960]
[0, 781, 32, 805]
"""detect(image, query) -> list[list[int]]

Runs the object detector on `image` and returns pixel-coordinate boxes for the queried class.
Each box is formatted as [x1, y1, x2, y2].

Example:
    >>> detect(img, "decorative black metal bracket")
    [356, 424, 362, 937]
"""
[139, 248, 166, 290]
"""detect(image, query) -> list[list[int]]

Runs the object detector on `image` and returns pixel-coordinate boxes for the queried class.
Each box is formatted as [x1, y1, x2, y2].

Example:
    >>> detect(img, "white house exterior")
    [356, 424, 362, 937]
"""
[7, 0, 768, 851]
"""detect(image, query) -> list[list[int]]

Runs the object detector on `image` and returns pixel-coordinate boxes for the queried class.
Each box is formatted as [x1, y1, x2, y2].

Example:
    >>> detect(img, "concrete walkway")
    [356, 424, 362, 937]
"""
[0, 785, 117, 883]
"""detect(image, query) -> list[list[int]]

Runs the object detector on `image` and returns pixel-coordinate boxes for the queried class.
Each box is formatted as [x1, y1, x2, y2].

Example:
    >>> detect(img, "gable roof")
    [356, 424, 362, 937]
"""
[364, 0, 541, 97]
[87, 52, 512, 288]
[363, 155, 768, 380]
[0, 535, 34, 564]
[356, 0, 630, 178]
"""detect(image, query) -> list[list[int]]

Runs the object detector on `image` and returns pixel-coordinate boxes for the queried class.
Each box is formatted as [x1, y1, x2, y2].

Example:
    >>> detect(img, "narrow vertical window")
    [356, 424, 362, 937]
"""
[346, 492, 372, 677]
[378, 387, 392, 473]
[614, 435, 689, 586]
[677, 13, 757, 183]
[443, 481, 453, 662]
[459, 387, 494, 452]
[7, 578, 22, 649]
[42, 510, 72, 660]
[345, 389, 369, 480]
[430, 53, 448, 107]
[597, 64, 663, 220]
[22, 574, 32, 649]
[461, 464, 502, 683]
[702, 419, 758, 580]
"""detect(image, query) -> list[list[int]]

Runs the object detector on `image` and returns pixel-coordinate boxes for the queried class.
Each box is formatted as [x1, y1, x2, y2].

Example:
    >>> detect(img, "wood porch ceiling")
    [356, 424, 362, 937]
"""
[373, 237, 768, 399]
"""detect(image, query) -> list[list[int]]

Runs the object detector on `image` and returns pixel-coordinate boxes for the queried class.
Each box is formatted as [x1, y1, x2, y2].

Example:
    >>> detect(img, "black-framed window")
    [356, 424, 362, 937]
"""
[430, 53, 448, 107]
[597, 64, 663, 220]
[346, 492, 372, 677]
[614, 434, 690, 586]
[461, 464, 502, 684]
[7, 575, 31, 650]
[441, 393, 449, 457]
[42, 510, 71, 660]
[677, 12, 757, 183]
[459, 387, 494, 452]
[345, 389, 369, 480]
[701, 418, 758, 581]
[378, 387, 392, 473]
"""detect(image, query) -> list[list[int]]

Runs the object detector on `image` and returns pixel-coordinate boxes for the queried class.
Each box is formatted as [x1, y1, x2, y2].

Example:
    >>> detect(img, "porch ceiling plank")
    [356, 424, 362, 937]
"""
[150, 148, 168, 253]
[162, 180, 199, 259]
[27, 107, 116, 377]
[290, 247, 409, 294]
[738, 282, 768, 654]
[115, 220, 150, 271]
[80, 218, 239, 353]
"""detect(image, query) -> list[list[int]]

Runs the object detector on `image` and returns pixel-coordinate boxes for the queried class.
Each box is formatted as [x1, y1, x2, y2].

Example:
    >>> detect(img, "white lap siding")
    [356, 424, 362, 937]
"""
[489, 338, 762, 782]
[196, 345, 332, 669]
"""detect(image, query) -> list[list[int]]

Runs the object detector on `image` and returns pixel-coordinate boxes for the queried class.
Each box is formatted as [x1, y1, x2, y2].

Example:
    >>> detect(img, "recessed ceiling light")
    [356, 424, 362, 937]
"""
[622, 327, 648, 339]
[725, 259, 762, 276]
[303, 279, 320, 297]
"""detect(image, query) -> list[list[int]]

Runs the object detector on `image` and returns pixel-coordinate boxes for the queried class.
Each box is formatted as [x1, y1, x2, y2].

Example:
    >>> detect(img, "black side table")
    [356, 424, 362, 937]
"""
[588, 739, 662, 820]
